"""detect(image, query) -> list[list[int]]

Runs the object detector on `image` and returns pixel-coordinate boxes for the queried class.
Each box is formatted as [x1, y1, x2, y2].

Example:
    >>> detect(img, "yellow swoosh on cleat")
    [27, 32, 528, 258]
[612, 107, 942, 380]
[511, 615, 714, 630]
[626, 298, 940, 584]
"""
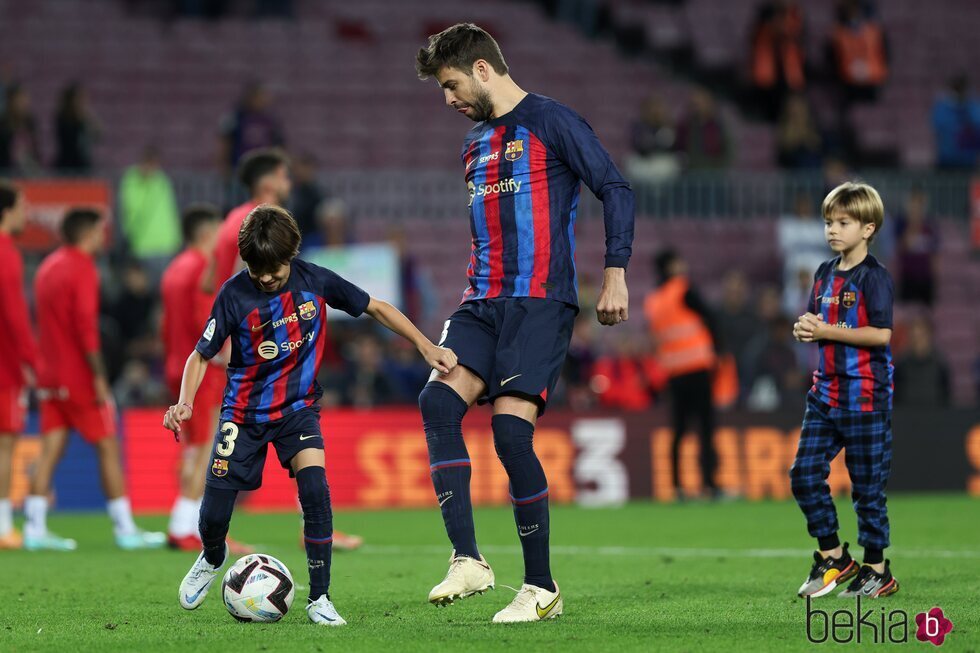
[535, 594, 561, 619]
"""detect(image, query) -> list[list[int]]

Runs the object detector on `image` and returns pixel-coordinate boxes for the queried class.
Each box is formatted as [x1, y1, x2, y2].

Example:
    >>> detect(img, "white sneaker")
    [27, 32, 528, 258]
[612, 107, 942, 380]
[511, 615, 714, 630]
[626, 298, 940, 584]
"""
[307, 595, 347, 626]
[178, 544, 228, 610]
[492, 582, 562, 623]
[23, 531, 77, 552]
[428, 550, 495, 606]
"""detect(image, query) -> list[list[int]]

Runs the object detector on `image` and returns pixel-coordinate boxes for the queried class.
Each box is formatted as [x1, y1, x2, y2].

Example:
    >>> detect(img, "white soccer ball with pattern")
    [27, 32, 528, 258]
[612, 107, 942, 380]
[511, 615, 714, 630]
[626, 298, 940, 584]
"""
[221, 554, 295, 622]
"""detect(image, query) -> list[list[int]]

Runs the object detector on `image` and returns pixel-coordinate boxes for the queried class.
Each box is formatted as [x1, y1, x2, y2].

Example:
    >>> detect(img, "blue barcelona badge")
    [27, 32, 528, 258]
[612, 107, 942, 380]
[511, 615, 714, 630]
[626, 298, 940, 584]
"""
[841, 291, 856, 308]
[298, 300, 317, 321]
[505, 139, 524, 162]
[211, 459, 229, 478]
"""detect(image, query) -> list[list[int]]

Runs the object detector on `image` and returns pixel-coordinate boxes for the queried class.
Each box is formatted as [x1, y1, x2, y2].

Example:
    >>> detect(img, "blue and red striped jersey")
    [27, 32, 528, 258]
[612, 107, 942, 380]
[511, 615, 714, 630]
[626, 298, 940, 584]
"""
[195, 258, 369, 424]
[807, 255, 894, 411]
[460, 93, 634, 306]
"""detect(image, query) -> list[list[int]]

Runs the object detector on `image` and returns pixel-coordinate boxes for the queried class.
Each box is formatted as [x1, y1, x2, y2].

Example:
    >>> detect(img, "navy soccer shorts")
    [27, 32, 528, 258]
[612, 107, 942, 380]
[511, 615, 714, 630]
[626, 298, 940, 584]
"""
[205, 407, 324, 491]
[438, 297, 576, 415]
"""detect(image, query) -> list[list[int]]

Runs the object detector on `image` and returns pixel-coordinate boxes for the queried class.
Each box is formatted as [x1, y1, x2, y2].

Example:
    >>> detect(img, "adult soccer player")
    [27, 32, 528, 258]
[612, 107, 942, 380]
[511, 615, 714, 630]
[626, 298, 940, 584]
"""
[162, 204, 254, 553]
[415, 23, 634, 622]
[0, 180, 37, 549]
[165, 205, 456, 625]
[25, 208, 165, 551]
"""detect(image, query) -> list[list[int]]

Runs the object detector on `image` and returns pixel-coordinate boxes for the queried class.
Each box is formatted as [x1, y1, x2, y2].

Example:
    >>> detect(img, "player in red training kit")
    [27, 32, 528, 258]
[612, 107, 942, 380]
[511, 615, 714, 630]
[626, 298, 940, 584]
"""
[24, 208, 165, 551]
[0, 181, 38, 549]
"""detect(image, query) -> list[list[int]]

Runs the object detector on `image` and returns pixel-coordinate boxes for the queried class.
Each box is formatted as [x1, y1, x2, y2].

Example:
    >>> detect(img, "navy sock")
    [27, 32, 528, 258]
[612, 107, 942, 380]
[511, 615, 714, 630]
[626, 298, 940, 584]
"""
[492, 414, 554, 593]
[297, 466, 333, 601]
[199, 485, 237, 567]
[419, 382, 479, 559]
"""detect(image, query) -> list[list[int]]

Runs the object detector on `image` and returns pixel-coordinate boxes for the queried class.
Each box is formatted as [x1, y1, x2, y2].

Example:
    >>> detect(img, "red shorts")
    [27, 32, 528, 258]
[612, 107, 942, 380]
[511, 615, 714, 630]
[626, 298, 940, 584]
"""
[40, 395, 116, 443]
[0, 386, 27, 434]
[169, 373, 224, 447]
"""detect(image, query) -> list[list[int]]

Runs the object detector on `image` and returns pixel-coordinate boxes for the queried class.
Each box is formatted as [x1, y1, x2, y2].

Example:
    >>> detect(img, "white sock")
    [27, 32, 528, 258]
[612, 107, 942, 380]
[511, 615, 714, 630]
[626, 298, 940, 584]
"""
[169, 496, 199, 538]
[24, 495, 48, 538]
[107, 497, 138, 537]
[0, 498, 11, 536]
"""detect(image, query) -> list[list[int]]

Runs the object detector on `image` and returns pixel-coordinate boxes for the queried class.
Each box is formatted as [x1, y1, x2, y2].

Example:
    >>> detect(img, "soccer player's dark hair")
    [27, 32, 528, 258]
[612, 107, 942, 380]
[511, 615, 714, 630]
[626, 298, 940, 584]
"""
[238, 204, 301, 273]
[181, 202, 221, 244]
[416, 22, 508, 80]
[237, 147, 290, 194]
[60, 208, 102, 245]
[0, 179, 19, 222]
[653, 248, 678, 283]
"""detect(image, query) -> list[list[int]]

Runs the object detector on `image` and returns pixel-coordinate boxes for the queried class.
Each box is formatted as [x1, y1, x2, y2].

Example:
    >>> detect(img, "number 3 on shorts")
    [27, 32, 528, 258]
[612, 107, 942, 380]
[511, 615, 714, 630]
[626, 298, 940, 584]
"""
[216, 421, 239, 457]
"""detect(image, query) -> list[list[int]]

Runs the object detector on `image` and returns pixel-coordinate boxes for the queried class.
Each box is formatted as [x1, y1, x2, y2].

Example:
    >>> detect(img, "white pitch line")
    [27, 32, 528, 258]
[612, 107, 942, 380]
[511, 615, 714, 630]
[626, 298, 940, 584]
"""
[358, 544, 980, 559]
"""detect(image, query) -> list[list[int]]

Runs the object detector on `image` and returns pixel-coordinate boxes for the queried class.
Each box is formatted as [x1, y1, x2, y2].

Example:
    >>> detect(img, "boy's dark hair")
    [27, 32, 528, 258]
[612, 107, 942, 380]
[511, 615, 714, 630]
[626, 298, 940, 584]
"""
[61, 208, 102, 244]
[0, 179, 20, 222]
[237, 147, 289, 194]
[654, 248, 679, 282]
[238, 204, 301, 273]
[181, 203, 221, 244]
[416, 23, 508, 80]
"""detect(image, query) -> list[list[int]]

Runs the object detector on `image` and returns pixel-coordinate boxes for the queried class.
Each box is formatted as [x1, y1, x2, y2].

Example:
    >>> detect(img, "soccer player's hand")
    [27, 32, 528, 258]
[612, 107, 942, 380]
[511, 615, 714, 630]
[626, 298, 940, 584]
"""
[94, 376, 113, 405]
[422, 344, 458, 375]
[163, 403, 193, 442]
[597, 268, 629, 326]
[795, 313, 825, 342]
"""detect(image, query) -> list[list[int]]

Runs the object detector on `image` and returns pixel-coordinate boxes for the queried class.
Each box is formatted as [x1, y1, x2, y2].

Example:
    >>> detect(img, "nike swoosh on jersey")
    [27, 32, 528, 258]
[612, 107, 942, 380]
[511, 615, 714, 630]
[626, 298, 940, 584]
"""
[500, 374, 522, 386]
[251, 320, 271, 331]
[535, 593, 561, 619]
[298, 434, 319, 441]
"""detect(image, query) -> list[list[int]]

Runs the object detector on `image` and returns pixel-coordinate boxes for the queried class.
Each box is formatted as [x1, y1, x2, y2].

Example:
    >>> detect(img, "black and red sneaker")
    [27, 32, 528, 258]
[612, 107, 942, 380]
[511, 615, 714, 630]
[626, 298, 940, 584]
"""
[797, 542, 859, 598]
[838, 559, 900, 598]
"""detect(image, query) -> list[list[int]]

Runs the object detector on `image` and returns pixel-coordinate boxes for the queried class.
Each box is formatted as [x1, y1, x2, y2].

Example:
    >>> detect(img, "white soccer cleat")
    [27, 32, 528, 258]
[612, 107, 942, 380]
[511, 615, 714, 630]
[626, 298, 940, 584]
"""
[178, 544, 228, 610]
[492, 582, 563, 623]
[306, 595, 347, 626]
[428, 550, 495, 606]
[116, 529, 167, 550]
[23, 531, 77, 552]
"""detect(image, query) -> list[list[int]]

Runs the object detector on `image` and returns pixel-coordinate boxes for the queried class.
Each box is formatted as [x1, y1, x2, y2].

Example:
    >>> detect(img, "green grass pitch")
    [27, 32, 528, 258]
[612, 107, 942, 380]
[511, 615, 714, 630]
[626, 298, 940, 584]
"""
[4, 494, 979, 652]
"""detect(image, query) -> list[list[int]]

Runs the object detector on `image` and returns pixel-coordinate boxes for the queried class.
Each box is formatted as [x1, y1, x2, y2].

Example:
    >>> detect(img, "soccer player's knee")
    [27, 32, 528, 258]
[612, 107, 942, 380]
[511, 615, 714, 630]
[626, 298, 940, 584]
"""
[789, 464, 816, 497]
[296, 466, 331, 523]
[419, 382, 467, 430]
[491, 415, 534, 462]
[198, 502, 227, 539]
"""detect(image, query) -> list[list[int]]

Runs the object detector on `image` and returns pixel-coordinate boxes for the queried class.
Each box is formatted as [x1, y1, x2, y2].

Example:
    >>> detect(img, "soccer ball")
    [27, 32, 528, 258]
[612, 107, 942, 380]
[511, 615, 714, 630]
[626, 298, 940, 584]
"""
[221, 554, 295, 622]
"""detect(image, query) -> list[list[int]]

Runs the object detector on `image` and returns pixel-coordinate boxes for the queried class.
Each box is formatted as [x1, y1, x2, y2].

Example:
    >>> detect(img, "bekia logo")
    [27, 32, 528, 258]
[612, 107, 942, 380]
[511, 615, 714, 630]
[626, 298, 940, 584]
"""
[806, 597, 953, 646]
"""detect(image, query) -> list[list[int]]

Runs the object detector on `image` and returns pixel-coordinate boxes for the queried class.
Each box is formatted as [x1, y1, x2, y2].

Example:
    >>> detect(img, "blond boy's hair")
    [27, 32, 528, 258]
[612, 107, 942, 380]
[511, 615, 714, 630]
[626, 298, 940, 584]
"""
[821, 181, 885, 242]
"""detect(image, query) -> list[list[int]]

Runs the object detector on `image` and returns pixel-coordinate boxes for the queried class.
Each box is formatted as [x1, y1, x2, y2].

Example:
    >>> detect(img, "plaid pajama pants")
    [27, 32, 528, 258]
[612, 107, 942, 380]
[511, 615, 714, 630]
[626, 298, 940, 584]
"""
[789, 392, 892, 550]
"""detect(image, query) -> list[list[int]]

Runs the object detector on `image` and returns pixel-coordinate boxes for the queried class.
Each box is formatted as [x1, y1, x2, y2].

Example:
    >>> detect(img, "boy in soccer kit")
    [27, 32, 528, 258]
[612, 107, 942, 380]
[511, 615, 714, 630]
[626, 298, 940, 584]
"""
[165, 205, 456, 625]
[791, 182, 899, 599]
[26, 209, 165, 551]
[0, 181, 37, 549]
[415, 23, 633, 622]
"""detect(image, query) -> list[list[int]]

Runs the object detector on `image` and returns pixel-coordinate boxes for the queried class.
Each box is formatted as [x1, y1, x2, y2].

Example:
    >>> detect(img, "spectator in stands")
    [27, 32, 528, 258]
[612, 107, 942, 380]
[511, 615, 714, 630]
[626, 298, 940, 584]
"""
[388, 226, 437, 326]
[118, 146, 181, 282]
[778, 192, 825, 314]
[645, 249, 721, 498]
[591, 334, 663, 412]
[383, 338, 432, 403]
[717, 270, 762, 404]
[0, 83, 41, 175]
[54, 82, 99, 172]
[932, 74, 980, 169]
[627, 95, 679, 183]
[749, 1, 806, 121]
[342, 333, 398, 408]
[303, 197, 354, 251]
[827, 0, 888, 104]
[219, 82, 285, 173]
[776, 94, 824, 169]
[675, 87, 732, 170]
[106, 260, 159, 376]
[893, 316, 949, 407]
[747, 313, 807, 411]
[562, 318, 599, 411]
[894, 188, 939, 306]
[112, 359, 167, 408]
[289, 152, 326, 239]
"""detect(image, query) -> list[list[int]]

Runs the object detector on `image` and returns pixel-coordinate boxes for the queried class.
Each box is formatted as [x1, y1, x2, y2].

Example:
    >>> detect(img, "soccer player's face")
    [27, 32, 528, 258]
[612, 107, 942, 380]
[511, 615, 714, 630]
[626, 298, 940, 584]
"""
[824, 210, 872, 253]
[248, 262, 291, 292]
[272, 165, 292, 204]
[2, 193, 26, 234]
[437, 67, 494, 122]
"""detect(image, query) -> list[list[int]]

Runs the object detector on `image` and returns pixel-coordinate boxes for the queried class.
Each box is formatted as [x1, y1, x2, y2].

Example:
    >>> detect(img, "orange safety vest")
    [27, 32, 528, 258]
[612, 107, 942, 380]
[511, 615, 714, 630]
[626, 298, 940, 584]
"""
[644, 277, 716, 378]
[751, 9, 805, 90]
[832, 22, 888, 86]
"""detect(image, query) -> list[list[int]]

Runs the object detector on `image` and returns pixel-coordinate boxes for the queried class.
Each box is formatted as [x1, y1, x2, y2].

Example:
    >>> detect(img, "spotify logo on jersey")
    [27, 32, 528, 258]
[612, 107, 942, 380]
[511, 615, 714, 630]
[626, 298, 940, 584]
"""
[257, 340, 279, 360]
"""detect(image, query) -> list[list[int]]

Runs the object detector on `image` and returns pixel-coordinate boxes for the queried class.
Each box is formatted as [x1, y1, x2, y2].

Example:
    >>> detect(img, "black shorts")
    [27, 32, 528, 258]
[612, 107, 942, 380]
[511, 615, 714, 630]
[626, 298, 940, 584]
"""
[205, 407, 324, 491]
[438, 297, 576, 415]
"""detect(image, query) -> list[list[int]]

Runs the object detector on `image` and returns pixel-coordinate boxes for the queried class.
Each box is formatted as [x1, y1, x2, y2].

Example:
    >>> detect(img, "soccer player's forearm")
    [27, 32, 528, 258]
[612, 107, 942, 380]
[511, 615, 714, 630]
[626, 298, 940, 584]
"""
[821, 326, 891, 348]
[366, 299, 429, 350]
[601, 186, 634, 269]
[178, 350, 209, 406]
